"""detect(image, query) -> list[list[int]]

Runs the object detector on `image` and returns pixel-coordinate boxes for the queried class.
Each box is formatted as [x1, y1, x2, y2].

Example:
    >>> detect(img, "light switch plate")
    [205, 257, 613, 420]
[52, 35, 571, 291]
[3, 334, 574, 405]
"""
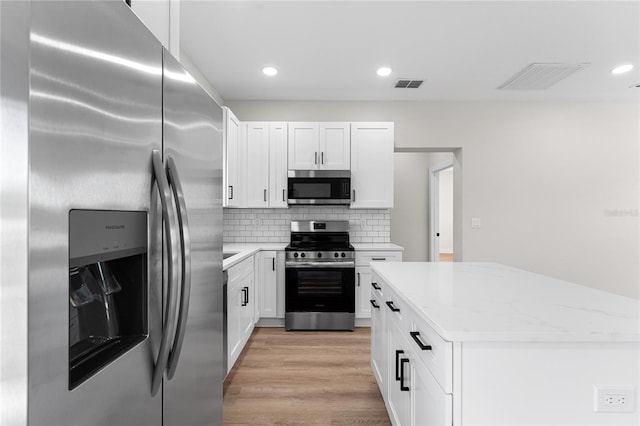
[471, 218, 481, 229]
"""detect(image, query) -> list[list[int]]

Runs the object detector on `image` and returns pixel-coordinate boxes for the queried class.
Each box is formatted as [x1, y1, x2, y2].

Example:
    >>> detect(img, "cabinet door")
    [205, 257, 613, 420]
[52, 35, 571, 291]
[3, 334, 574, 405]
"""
[411, 358, 453, 426]
[245, 122, 270, 207]
[370, 290, 387, 395]
[288, 123, 319, 169]
[258, 251, 278, 318]
[319, 122, 350, 170]
[224, 107, 242, 207]
[269, 123, 288, 208]
[227, 276, 243, 373]
[350, 122, 394, 209]
[239, 273, 254, 338]
[387, 324, 411, 426]
[356, 267, 372, 318]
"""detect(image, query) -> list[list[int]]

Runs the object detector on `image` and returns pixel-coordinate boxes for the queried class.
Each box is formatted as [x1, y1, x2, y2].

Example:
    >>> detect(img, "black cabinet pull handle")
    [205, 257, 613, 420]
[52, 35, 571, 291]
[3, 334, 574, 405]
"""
[272, 258, 275, 271]
[357, 272, 360, 286]
[228, 185, 233, 200]
[264, 189, 267, 202]
[400, 358, 410, 391]
[241, 286, 249, 305]
[394, 349, 404, 381]
[410, 331, 432, 351]
[370, 299, 379, 309]
[371, 257, 386, 261]
[371, 282, 381, 290]
[283, 189, 286, 202]
[386, 301, 400, 313]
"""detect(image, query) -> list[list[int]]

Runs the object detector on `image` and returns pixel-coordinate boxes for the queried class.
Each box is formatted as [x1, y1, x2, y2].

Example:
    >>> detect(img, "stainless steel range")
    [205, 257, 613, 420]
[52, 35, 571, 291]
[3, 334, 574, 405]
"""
[285, 221, 355, 330]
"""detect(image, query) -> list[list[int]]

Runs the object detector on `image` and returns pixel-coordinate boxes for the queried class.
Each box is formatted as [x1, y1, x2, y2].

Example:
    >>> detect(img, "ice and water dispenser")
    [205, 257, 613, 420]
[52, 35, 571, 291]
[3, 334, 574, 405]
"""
[69, 210, 147, 389]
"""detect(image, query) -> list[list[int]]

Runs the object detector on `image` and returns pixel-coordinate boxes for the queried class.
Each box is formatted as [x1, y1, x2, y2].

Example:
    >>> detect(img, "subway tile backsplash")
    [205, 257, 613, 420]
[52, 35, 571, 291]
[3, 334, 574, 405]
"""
[223, 207, 390, 243]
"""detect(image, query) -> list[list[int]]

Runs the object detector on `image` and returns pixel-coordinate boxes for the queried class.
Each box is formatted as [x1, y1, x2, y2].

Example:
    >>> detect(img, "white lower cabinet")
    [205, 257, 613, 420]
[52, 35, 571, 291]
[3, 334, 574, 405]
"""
[387, 321, 411, 426]
[256, 251, 277, 319]
[410, 353, 453, 426]
[227, 256, 255, 374]
[355, 250, 402, 319]
[373, 270, 453, 426]
[370, 289, 386, 390]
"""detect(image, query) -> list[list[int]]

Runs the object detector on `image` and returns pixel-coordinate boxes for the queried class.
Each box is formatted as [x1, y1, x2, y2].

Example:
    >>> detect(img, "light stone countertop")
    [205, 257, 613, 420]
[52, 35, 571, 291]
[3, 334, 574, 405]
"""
[351, 243, 404, 251]
[223, 242, 404, 270]
[370, 262, 640, 342]
[223, 243, 288, 270]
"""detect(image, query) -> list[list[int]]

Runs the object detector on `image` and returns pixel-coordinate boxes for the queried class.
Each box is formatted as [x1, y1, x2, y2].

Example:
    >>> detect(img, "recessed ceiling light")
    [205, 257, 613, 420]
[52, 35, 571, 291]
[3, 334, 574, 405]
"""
[611, 64, 634, 75]
[377, 67, 392, 77]
[262, 66, 278, 76]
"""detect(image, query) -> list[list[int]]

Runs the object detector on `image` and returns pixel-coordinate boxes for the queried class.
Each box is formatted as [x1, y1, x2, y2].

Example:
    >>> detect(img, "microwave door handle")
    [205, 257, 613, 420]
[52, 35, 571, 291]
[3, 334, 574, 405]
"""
[165, 156, 192, 381]
[150, 150, 180, 397]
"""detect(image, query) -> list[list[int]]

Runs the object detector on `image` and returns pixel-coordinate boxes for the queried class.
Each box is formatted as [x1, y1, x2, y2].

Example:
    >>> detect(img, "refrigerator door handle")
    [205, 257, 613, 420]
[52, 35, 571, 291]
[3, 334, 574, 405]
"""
[165, 156, 192, 380]
[151, 150, 181, 396]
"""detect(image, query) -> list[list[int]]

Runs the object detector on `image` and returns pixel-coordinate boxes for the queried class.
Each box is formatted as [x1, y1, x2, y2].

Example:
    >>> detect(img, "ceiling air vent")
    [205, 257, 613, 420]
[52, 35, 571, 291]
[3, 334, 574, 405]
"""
[395, 79, 424, 89]
[498, 63, 590, 90]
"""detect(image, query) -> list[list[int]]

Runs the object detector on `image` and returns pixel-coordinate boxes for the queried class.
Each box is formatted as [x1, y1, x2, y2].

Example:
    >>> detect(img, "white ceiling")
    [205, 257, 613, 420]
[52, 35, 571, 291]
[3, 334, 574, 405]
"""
[180, 1, 640, 101]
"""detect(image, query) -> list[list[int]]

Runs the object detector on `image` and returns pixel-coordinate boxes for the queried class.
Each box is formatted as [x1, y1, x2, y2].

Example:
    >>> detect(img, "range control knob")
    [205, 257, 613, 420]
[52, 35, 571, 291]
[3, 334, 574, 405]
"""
[317, 252, 322, 258]
[293, 253, 299, 258]
[341, 252, 346, 258]
[334, 252, 339, 258]
[300, 252, 306, 258]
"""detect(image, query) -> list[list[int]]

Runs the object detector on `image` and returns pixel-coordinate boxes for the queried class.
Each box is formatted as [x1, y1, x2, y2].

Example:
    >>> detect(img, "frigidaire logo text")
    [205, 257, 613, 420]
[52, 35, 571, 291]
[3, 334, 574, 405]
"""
[105, 225, 125, 230]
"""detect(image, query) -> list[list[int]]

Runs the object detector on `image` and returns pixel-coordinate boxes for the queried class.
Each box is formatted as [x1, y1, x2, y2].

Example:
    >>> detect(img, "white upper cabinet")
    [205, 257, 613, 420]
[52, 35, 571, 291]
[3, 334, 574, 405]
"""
[288, 122, 350, 170]
[223, 107, 242, 208]
[288, 123, 319, 169]
[350, 122, 394, 209]
[269, 123, 288, 208]
[245, 122, 288, 208]
[245, 122, 270, 208]
[319, 123, 351, 169]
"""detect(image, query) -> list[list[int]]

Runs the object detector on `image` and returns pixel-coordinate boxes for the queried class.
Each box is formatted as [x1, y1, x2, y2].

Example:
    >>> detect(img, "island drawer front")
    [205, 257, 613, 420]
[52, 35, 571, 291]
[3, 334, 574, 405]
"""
[356, 251, 402, 266]
[410, 313, 453, 394]
[228, 256, 254, 282]
[370, 272, 385, 298]
[384, 285, 408, 331]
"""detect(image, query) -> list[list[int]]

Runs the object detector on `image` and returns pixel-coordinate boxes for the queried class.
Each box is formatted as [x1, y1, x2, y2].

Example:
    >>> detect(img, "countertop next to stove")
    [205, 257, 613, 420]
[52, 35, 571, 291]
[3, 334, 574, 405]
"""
[223, 242, 403, 270]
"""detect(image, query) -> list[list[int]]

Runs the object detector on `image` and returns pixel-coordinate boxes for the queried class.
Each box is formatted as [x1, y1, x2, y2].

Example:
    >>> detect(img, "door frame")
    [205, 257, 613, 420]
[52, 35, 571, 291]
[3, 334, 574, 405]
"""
[429, 160, 454, 262]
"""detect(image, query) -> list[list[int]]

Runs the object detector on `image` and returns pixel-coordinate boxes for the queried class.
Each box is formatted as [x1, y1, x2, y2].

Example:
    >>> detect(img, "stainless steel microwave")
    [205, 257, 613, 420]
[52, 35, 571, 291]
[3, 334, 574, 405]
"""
[287, 170, 351, 205]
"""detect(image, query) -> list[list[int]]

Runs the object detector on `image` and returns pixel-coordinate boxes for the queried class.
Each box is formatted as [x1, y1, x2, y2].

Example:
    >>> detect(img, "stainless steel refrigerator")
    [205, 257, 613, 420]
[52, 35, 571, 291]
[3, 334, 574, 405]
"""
[0, 1, 223, 425]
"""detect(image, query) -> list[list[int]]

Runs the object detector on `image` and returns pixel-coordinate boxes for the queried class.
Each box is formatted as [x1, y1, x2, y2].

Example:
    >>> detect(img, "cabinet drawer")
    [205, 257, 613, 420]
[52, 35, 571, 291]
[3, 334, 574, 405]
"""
[370, 272, 385, 298]
[228, 256, 254, 282]
[383, 285, 408, 331]
[356, 251, 402, 266]
[409, 312, 453, 394]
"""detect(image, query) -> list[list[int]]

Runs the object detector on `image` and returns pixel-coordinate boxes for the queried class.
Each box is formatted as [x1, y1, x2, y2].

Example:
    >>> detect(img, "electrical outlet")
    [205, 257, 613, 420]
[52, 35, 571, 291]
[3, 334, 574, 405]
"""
[594, 386, 635, 413]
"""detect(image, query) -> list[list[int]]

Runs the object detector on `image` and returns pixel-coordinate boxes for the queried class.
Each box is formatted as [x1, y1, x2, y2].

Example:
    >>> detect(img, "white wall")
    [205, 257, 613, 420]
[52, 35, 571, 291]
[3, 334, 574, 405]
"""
[226, 100, 639, 299]
[438, 168, 454, 254]
[392, 152, 454, 261]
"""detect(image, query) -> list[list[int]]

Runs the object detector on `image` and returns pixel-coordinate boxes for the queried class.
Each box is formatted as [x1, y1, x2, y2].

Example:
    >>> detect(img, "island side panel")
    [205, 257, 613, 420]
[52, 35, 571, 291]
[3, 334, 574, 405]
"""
[459, 341, 639, 425]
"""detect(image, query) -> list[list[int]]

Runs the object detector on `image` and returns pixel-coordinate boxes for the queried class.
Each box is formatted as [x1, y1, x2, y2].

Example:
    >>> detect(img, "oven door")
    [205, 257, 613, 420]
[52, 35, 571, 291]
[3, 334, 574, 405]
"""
[285, 266, 355, 313]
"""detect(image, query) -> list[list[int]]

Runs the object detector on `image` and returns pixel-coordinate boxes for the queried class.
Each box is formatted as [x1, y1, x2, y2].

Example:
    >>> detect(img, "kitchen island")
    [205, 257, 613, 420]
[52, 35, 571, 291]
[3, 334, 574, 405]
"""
[369, 262, 639, 425]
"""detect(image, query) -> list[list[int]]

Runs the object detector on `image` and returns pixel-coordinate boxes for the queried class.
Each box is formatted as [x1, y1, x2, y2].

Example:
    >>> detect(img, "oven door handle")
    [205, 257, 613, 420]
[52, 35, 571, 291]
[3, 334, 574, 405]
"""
[285, 261, 355, 269]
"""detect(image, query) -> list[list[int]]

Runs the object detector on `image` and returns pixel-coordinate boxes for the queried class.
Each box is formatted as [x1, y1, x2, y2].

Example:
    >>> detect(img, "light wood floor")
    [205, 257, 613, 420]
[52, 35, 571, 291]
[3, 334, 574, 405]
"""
[223, 327, 391, 425]
[439, 253, 453, 262]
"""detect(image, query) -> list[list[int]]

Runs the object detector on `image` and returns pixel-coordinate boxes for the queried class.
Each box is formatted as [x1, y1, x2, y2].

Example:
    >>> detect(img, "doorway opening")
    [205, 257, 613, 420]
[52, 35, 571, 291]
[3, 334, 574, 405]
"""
[391, 149, 461, 262]
[429, 162, 454, 262]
